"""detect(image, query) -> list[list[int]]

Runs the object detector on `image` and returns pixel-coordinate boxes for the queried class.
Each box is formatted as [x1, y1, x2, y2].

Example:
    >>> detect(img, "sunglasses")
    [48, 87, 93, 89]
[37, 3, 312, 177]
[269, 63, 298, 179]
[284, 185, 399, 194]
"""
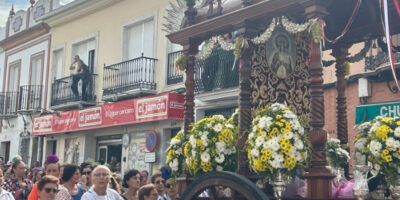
[44, 188, 59, 194]
[165, 183, 173, 188]
[82, 171, 92, 175]
[155, 180, 165, 184]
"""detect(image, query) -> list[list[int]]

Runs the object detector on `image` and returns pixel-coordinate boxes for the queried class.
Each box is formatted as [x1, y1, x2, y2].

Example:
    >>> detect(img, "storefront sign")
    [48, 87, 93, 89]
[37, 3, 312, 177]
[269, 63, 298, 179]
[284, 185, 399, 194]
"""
[33, 93, 184, 135]
[355, 101, 400, 124]
[145, 130, 158, 152]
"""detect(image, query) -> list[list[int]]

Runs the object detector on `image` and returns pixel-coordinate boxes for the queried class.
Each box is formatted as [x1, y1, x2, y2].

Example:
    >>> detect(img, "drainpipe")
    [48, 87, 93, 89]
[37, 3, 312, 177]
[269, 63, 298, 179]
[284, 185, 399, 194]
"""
[37, 136, 43, 166]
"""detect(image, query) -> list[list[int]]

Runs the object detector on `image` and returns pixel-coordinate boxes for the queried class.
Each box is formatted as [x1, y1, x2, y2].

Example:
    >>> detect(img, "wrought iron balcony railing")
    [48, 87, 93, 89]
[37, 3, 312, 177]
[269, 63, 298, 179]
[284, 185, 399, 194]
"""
[103, 54, 157, 97]
[19, 85, 42, 112]
[194, 48, 238, 93]
[167, 50, 184, 85]
[0, 92, 19, 117]
[51, 74, 97, 107]
[365, 51, 400, 71]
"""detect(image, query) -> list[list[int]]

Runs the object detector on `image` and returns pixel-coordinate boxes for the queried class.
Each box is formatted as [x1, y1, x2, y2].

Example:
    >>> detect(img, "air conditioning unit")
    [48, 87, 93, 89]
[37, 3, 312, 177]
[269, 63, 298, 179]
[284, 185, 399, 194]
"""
[358, 78, 371, 97]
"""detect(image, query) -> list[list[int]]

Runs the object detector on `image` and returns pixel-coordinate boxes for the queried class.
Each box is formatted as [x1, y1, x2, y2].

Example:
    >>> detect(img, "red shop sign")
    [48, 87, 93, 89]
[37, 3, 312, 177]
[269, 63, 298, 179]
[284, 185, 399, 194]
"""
[32, 93, 184, 135]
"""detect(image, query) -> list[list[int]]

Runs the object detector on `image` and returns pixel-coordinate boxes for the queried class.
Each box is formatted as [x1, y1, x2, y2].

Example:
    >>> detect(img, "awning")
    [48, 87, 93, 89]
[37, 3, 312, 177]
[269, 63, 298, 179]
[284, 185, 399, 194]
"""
[32, 93, 184, 135]
[355, 101, 400, 124]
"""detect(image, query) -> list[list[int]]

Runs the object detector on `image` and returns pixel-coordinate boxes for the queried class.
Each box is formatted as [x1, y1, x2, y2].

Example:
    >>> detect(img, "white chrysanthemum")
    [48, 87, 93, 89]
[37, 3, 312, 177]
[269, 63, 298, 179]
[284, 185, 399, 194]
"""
[295, 152, 304, 162]
[191, 150, 197, 158]
[395, 127, 400, 138]
[266, 138, 280, 152]
[289, 147, 297, 157]
[369, 140, 382, 157]
[216, 165, 223, 171]
[259, 117, 268, 129]
[251, 149, 260, 157]
[252, 126, 257, 133]
[207, 123, 212, 128]
[271, 103, 286, 110]
[215, 154, 225, 163]
[214, 123, 223, 132]
[201, 135, 209, 144]
[298, 126, 304, 135]
[386, 137, 398, 150]
[274, 153, 285, 163]
[176, 148, 182, 155]
[283, 131, 294, 139]
[215, 115, 226, 120]
[337, 148, 350, 160]
[283, 110, 297, 119]
[355, 138, 367, 151]
[369, 122, 381, 135]
[231, 147, 236, 153]
[226, 148, 232, 155]
[249, 132, 255, 140]
[216, 141, 226, 154]
[357, 122, 371, 132]
[255, 136, 265, 147]
[294, 139, 304, 150]
[200, 152, 211, 162]
[225, 124, 234, 129]
[329, 138, 341, 144]
[170, 139, 180, 146]
[189, 135, 196, 147]
[171, 158, 179, 171]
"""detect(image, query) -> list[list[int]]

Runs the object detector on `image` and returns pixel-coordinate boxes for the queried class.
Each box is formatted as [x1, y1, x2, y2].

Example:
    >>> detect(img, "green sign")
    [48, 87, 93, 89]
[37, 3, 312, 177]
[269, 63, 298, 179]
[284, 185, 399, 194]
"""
[355, 101, 400, 124]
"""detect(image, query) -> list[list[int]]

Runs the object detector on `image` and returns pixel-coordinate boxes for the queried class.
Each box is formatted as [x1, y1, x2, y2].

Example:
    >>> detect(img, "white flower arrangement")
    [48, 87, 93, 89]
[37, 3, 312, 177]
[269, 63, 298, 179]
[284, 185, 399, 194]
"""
[166, 130, 185, 180]
[246, 103, 309, 179]
[184, 114, 238, 176]
[325, 137, 350, 168]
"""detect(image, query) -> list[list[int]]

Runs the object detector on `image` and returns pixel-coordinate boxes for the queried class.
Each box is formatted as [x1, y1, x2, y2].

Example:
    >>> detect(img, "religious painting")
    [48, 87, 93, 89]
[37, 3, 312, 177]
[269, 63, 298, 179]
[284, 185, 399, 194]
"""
[64, 137, 80, 164]
[250, 30, 311, 130]
[265, 27, 296, 79]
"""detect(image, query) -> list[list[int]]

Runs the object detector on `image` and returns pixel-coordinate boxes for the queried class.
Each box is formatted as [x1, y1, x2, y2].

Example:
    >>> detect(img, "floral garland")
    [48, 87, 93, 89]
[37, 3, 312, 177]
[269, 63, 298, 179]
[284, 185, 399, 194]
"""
[251, 18, 276, 45]
[166, 130, 185, 181]
[356, 116, 400, 185]
[196, 37, 217, 60]
[184, 114, 238, 177]
[246, 103, 309, 179]
[325, 137, 350, 168]
[281, 16, 310, 34]
[174, 55, 189, 71]
[217, 36, 235, 51]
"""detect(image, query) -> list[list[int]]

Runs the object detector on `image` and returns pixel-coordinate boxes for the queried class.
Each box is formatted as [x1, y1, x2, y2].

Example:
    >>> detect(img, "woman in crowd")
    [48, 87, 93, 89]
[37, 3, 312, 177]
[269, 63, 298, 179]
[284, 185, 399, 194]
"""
[28, 155, 60, 200]
[37, 175, 59, 200]
[139, 171, 150, 187]
[79, 163, 93, 191]
[109, 173, 122, 195]
[0, 168, 15, 200]
[164, 179, 178, 200]
[150, 173, 166, 200]
[31, 168, 44, 184]
[137, 184, 158, 200]
[81, 165, 122, 200]
[3, 157, 33, 200]
[122, 169, 140, 200]
[56, 164, 84, 200]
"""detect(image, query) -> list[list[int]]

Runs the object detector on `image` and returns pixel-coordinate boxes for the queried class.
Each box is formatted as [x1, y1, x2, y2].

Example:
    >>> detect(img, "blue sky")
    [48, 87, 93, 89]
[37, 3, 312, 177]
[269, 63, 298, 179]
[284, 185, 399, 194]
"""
[0, 0, 74, 27]
[0, 0, 31, 27]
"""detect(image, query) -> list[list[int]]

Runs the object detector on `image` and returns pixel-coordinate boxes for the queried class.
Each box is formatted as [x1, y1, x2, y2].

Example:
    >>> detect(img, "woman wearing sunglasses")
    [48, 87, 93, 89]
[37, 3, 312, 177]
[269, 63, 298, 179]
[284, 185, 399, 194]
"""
[37, 175, 59, 200]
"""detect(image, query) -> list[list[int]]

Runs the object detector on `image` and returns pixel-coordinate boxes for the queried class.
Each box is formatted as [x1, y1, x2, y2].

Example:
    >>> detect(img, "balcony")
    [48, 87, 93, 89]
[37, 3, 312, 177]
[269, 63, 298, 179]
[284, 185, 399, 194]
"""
[0, 92, 19, 118]
[50, 74, 97, 110]
[194, 48, 238, 93]
[365, 51, 400, 71]
[167, 50, 184, 85]
[18, 85, 42, 113]
[103, 54, 157, 101]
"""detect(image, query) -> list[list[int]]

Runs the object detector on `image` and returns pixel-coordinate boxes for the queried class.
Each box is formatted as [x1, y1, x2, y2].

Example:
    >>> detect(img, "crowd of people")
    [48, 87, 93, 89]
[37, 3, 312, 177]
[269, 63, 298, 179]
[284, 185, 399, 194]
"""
[0, 155, 178, 200]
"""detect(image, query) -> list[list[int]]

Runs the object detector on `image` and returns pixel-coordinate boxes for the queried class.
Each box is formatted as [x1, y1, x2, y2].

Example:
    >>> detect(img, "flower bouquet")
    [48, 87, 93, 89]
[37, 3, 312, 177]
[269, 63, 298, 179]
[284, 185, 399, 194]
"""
[184, 114, 238, 177]
[246, 103, 309, 178]
[166, 130, 186, 181]
[356, 116, 400, 186]
[325, 137, 350, 169]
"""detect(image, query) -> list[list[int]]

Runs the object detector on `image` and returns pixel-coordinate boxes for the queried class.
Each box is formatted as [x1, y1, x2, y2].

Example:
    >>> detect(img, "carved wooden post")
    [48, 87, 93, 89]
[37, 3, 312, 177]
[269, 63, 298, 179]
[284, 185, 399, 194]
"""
[332, 46, 350, 179]
[237, 40, 254, 176]
[302, 4, 335, 199]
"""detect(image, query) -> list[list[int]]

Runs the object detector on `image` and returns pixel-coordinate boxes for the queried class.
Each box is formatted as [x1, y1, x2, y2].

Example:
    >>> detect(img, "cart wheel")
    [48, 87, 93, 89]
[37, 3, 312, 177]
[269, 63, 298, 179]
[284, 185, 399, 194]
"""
[180, 171, 269, 200]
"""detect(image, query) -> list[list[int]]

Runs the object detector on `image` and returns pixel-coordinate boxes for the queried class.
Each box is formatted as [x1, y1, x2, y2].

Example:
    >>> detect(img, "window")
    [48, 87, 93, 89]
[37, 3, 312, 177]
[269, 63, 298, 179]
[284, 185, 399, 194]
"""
[8, 62, 20, 92]
[52, 49, 64, 80]
[31, 54, 44, 85]
[123, 18, 155, 60]
[71, 38, 96, 72]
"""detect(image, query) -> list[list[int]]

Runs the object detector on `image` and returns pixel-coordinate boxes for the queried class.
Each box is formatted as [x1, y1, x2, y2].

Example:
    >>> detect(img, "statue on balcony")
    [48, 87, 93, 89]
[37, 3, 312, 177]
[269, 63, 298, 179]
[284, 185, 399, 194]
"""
[70, 55, 90, 101]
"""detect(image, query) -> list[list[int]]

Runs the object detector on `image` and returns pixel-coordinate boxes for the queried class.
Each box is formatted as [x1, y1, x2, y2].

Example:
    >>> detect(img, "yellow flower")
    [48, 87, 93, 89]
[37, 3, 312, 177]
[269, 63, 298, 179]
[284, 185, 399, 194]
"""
[184, 144, 190, 155]
[167, 150, 175, 161]
[284, 157, 297, 170]
[254, 158, 266, 171]
[276, 114, 282, 119]
[397, 121, 400, 126]
[376, 125, 392, 141]
[382, 117, 394, 124]
[271, 128, 279, 135]
[266, 127, 271, 132]
[384, 155, 392, 162]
